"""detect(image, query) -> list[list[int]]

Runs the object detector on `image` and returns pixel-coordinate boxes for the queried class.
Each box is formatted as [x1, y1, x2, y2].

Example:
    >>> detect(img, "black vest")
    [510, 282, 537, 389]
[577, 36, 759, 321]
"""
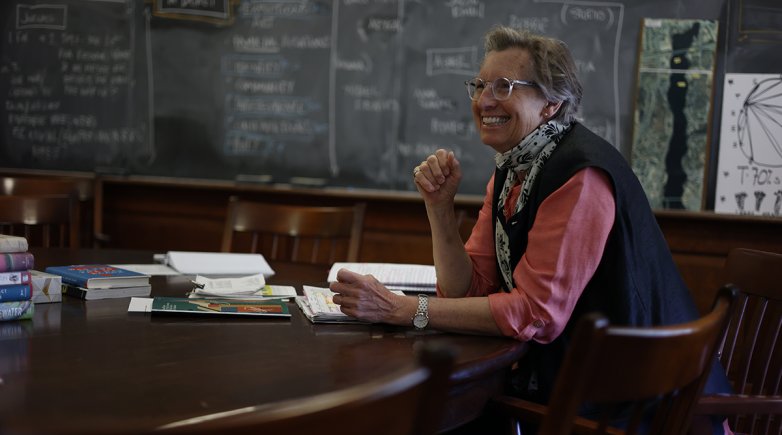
[493, 123, 728, 404]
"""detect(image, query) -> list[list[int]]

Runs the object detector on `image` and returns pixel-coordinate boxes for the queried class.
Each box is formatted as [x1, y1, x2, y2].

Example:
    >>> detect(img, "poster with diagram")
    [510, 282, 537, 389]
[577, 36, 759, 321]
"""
[715, 73, 782, 216]
[630, 18, 718, 211]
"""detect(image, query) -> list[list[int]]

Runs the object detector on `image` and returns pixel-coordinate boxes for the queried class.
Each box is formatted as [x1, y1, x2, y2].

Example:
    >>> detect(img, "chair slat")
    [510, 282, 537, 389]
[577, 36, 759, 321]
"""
[693, 248, 782, 435]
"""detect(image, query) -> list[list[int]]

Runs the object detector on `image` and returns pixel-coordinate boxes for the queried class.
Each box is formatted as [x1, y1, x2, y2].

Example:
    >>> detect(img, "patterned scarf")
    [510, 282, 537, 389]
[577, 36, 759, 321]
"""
[494, 119, 572, 291]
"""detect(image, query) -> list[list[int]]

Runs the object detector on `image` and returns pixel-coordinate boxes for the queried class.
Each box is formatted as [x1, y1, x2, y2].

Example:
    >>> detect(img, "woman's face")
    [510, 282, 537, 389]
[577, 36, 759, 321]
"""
[472, 48, 552, 153]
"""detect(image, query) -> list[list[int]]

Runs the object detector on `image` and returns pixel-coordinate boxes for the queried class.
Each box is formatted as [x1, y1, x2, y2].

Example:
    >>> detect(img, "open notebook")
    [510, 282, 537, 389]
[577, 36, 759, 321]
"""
[327, 262, 436, 293]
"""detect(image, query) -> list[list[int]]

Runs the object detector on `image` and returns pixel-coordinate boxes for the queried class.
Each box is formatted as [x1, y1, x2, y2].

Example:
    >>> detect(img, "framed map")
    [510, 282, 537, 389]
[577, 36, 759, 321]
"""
[715, 73, 782, 216]
[630, 19, 718, 210]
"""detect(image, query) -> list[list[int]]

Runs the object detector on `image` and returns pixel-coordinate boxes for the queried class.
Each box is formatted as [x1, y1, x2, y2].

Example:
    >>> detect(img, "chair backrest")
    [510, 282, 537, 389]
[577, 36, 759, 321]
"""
[0, 194, 80, 248]
[718, 248, 782, 433]
[456, 209, 477, 243]
[221, 197, 366, 264]
[537, 286, 736, 435]
[156, 343, 455, 435]
[0, 176, 93, 200]
[1, 176, 95, 247]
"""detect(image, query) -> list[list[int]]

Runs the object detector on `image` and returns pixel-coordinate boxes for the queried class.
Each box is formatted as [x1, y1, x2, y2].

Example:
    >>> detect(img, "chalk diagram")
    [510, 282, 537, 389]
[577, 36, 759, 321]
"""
[715, 73, 782, 216]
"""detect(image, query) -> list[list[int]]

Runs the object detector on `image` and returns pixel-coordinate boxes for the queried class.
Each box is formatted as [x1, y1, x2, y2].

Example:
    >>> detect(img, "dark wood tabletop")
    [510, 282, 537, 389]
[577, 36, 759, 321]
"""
[0, 248, 526, 434]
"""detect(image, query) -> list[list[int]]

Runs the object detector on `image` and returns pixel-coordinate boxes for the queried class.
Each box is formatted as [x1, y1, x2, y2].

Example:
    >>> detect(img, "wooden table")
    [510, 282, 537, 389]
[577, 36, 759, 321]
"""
[0, 248, 526, 434]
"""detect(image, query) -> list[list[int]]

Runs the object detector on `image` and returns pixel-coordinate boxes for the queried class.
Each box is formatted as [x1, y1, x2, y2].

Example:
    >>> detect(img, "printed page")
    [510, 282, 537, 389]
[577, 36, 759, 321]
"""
[328, 263, 436, 287]
[303, 286, 345, 318]
[192, 274, 265, 295]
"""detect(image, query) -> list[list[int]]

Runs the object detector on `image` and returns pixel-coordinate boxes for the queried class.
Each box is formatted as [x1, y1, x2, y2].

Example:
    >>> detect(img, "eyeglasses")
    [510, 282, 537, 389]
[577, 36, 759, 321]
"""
[464, 77, 539, 101]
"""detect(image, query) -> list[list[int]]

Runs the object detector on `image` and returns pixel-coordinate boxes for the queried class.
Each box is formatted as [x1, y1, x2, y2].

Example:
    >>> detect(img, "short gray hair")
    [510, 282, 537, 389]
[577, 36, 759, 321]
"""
[483, 26, 582, 123]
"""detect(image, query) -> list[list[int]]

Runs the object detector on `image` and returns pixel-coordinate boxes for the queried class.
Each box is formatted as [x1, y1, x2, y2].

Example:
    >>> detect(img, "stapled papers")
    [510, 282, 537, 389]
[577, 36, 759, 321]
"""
[189, 274, 295, 300]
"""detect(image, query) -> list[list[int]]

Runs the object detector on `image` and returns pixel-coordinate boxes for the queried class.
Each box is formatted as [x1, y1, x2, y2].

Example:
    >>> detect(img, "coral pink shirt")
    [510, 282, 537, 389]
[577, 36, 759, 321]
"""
[439, 167, 615, 343]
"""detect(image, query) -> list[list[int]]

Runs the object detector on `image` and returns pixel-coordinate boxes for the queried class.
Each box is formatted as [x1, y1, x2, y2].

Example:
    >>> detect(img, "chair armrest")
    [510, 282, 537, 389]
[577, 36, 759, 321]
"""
[695, 394, 782, 415]
[489, 395, 549, 424]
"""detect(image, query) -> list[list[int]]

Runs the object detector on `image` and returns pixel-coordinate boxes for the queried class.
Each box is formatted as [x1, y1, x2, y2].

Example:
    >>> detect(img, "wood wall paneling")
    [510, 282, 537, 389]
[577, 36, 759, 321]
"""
[4, 173, 781, 313]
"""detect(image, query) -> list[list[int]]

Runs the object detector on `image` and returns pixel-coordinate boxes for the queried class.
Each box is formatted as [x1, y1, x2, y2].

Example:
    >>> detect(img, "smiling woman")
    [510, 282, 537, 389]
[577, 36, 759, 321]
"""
[329, 25, 734, 435]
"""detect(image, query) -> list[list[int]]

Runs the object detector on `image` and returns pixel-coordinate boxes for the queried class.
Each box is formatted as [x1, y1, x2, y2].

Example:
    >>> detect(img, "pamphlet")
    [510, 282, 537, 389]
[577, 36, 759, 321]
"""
[296, 285, 403, 324]
[128, 297, 291, 318]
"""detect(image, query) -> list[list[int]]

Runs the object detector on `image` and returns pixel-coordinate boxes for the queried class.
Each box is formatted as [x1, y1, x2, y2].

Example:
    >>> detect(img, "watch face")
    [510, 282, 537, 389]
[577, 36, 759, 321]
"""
[413, 313, 428, 329]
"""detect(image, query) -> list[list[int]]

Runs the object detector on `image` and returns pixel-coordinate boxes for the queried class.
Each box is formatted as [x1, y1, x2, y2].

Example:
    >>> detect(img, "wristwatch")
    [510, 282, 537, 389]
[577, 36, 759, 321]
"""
[412, 294, 429, 330]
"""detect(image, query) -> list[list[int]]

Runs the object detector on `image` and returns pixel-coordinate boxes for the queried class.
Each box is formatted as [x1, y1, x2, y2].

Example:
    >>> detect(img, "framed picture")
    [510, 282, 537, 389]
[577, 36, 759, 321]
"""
[630, 18, 719, 210]
[715, 73, 782, 216]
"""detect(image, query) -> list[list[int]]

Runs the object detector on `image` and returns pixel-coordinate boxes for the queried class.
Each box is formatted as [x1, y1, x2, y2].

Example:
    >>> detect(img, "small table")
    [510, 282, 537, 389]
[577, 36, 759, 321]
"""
[0, 248, 526, 433]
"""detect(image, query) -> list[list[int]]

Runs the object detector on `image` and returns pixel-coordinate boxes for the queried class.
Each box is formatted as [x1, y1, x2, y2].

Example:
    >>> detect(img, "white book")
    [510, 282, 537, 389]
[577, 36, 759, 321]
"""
[0, 235, 28, 253]
[62, 283, 152, 300]
[0, 270, 30, 286]
[328, 262, 436, 293]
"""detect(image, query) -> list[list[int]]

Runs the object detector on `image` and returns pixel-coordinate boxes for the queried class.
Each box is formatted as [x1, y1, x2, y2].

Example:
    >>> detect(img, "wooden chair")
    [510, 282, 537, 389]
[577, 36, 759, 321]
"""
[1, 176, 96, 247]
[489, 285, 737, 435]
[155, 343, 455, 435]
[0, 194, 80, 248]
[221, 197, 366, 264]
[692, 248, 782, 435]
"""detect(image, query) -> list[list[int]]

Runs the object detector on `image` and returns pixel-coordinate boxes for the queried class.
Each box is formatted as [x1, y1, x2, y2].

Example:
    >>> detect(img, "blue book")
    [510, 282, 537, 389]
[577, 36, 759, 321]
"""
[0, 283, 32, 302]
[45, 265, 149, 289]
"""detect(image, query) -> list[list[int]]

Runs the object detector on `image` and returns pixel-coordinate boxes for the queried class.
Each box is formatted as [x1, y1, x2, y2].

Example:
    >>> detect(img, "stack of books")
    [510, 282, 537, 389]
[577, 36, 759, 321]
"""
[0, 235, 35, 322]
[45, 264, 151, 300]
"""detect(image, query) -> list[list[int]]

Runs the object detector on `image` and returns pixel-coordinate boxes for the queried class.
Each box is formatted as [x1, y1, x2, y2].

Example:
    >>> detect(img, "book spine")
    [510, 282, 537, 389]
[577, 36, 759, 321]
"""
[0, 283, 33, 302]
[0, 253, 34, 273]
[0, 236, 28, 253]
[0, 271, 31, 286]
[0, 300, 34, 321]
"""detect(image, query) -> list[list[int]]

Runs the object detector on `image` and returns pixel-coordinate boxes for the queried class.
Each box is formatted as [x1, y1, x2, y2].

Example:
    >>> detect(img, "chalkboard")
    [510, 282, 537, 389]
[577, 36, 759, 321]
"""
[2, 0, 774, 196]
[0, 1, 151, 173]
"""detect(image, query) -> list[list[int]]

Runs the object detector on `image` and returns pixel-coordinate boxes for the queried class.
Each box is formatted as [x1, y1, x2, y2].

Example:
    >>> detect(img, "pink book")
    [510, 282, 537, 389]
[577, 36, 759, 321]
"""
[0, 252, 35, 273]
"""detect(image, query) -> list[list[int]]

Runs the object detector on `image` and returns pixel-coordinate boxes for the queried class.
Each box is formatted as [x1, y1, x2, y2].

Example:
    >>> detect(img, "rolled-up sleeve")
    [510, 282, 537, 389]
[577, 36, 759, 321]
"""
[454, 167, 615, 343]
